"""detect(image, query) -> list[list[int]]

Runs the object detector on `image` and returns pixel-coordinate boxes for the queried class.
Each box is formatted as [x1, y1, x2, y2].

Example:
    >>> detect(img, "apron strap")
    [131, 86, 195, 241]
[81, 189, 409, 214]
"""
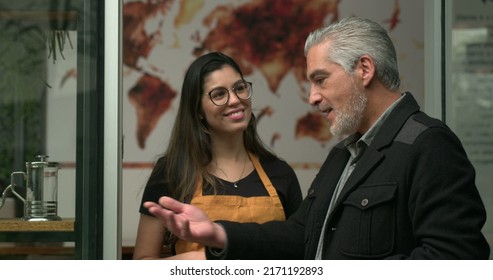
[248, 152, 280, 200]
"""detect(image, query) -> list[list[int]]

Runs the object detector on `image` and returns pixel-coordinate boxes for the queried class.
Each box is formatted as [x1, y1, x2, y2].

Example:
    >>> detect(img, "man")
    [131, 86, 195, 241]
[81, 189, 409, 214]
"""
[145, 17, 490, 259]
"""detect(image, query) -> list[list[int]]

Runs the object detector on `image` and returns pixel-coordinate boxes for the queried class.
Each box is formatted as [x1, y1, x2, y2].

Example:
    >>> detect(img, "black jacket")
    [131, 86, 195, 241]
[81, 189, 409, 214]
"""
[214, 93, 490, 259]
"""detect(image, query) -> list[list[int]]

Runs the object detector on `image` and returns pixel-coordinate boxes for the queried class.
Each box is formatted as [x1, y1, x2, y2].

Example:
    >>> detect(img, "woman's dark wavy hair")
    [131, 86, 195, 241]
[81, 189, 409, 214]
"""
[160, 52, 277, 203]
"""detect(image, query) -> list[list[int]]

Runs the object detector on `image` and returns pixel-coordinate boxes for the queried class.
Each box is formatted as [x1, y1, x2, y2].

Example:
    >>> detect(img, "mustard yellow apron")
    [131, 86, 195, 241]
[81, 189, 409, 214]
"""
[174, 153, 286, 254]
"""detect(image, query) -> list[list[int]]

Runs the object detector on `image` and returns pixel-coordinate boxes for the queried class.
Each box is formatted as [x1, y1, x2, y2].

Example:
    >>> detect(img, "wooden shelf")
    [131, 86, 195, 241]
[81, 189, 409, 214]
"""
[0, 218, 75, 243]
[0, 218, 74, 232]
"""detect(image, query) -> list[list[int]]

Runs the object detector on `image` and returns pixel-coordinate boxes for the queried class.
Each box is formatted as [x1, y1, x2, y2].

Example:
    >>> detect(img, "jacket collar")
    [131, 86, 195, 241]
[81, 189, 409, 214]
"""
[370, 92, 421, 150]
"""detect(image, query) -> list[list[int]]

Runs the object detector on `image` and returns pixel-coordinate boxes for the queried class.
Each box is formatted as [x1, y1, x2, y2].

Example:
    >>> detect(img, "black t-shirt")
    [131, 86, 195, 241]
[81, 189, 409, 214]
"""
[139, 156, 303, 218]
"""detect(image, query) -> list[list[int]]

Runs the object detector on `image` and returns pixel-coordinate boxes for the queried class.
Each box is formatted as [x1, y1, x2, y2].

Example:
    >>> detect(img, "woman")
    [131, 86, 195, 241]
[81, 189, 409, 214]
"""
[133, 52, 302, 259]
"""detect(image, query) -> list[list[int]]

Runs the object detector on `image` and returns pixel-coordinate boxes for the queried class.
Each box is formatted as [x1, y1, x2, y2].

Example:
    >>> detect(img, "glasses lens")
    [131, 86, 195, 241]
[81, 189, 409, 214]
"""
[234, 82, 252, 99]
[209, 88, 229, 105]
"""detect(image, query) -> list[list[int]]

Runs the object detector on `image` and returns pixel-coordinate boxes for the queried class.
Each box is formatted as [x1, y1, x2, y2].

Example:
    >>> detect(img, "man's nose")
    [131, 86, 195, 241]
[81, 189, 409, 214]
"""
[307, 85, 320, 106]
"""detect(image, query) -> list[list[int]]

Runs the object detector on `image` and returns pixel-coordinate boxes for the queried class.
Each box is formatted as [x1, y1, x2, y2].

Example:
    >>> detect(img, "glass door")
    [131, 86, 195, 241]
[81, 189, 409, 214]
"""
[426, 0, 493, 258]
[0, 0, 116, 259]
[444, 0, 493, 254]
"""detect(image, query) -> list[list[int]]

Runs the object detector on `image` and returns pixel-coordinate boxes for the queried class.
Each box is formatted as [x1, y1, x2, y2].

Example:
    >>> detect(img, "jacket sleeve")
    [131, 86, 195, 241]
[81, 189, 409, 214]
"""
[389, 125, 490, 259]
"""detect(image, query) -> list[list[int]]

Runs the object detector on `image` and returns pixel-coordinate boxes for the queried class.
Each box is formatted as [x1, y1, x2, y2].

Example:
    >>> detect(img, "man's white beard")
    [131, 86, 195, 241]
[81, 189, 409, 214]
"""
[330, 82, 367, 137]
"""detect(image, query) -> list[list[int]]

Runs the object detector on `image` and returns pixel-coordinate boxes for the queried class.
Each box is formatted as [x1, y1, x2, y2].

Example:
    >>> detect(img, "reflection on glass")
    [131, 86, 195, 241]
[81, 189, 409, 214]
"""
[447, 0, 493, 237]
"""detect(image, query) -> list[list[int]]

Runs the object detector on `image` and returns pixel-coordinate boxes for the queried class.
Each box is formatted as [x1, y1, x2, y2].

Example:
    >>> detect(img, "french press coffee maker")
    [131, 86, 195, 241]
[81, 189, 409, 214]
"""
[0, 155, 61, 221]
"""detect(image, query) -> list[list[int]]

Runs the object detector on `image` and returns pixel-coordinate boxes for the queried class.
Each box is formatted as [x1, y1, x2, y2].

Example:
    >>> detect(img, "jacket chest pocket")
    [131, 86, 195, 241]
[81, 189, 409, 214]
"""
[337, 183, 397, 258]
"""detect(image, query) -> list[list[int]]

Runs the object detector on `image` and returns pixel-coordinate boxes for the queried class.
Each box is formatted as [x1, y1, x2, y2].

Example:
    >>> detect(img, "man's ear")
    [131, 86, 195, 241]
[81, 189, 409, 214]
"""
[358, 55, 375, 87]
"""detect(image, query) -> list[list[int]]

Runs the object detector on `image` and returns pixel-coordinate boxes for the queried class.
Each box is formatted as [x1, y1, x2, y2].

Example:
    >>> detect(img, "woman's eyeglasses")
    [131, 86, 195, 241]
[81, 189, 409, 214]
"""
[207, 81, 252, 106]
